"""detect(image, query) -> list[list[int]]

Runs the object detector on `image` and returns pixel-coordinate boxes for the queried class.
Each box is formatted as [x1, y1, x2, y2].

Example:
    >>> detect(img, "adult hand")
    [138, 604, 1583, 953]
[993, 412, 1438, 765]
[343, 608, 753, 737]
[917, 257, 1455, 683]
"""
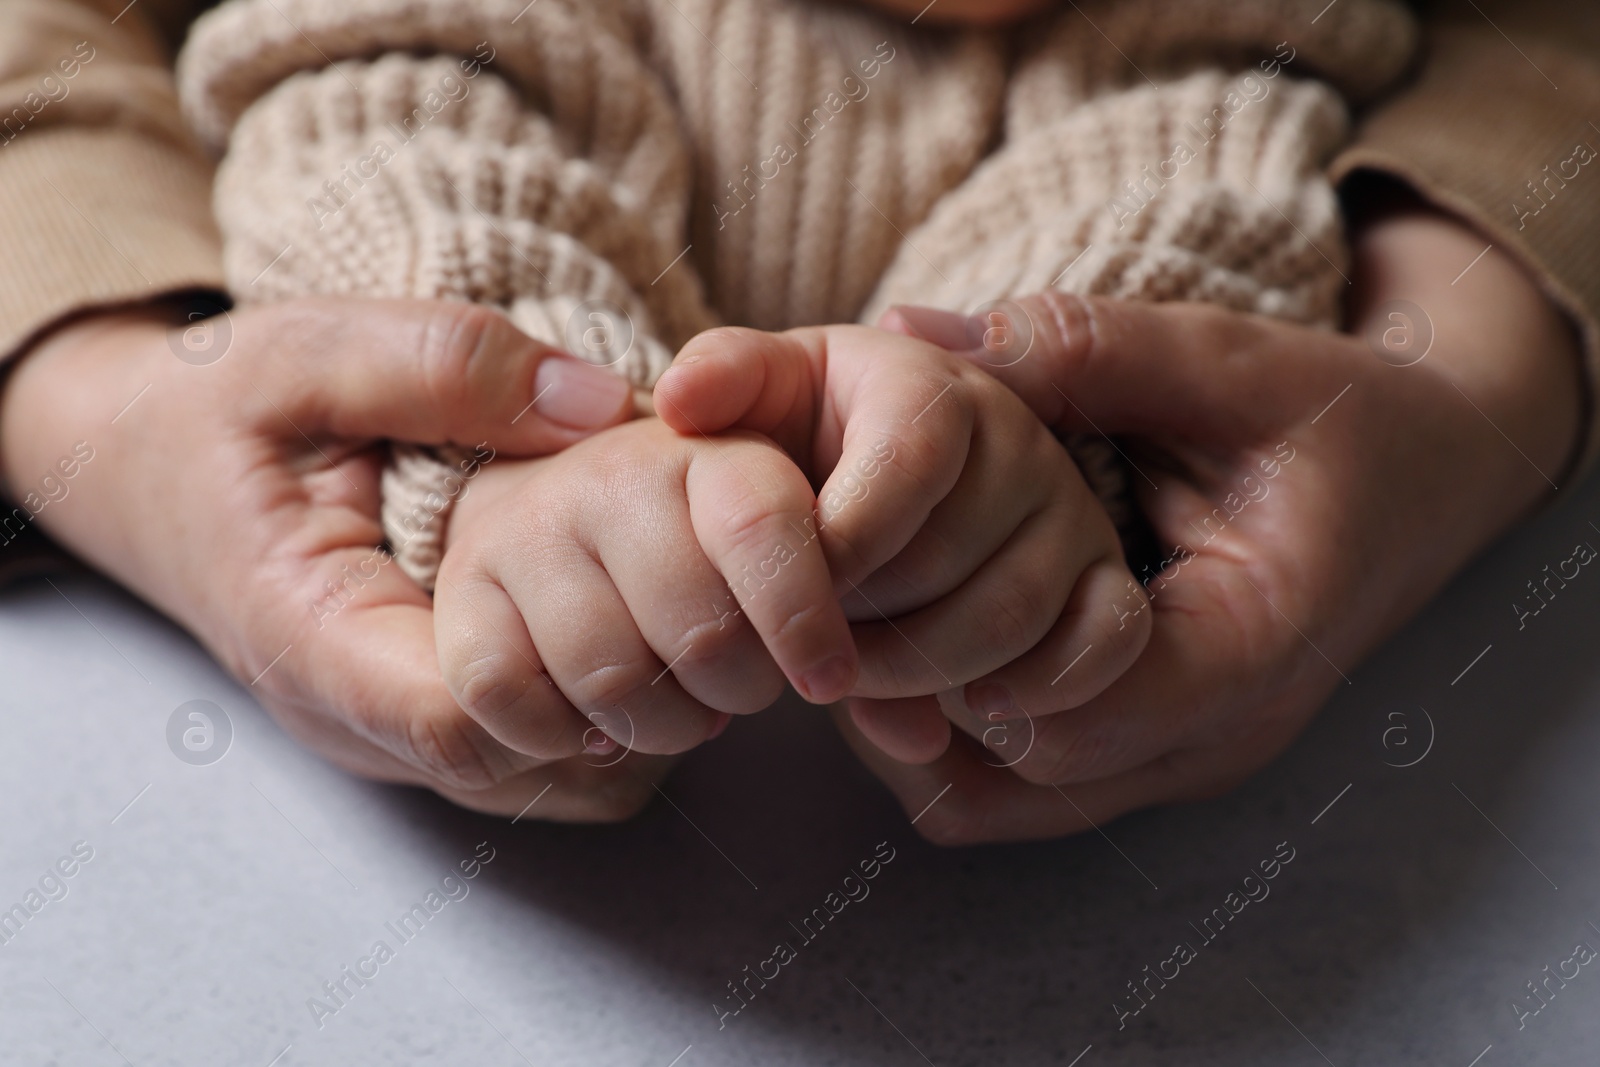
[839, 204, 1584, 843]
[0, 297, 670, 820]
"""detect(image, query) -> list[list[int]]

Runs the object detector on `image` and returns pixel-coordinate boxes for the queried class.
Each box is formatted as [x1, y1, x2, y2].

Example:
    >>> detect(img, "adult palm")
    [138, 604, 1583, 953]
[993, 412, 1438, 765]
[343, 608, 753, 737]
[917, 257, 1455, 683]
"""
[841, 209, 1582, 843]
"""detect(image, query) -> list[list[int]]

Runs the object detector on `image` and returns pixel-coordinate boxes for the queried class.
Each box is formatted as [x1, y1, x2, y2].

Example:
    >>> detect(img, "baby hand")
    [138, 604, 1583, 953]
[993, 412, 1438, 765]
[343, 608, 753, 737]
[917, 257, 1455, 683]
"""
[431, 418, 857, 763]
[654, 325, 1151, 762]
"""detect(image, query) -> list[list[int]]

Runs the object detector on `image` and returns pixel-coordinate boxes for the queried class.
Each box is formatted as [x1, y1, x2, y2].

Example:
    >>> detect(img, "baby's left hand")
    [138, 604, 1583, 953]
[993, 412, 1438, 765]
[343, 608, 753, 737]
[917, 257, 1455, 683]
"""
[654, 323, 1151, 762]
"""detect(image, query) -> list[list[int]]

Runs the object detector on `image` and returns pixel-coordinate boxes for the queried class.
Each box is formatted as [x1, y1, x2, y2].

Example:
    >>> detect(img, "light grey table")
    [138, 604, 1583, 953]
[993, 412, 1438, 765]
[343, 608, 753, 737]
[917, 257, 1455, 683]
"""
[5, 475, 1600, 1067]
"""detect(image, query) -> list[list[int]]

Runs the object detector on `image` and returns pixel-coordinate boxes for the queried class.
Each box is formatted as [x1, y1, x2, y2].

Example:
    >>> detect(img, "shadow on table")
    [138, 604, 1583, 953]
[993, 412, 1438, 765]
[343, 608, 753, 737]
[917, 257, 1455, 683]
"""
[376, 475, 1600, 1066]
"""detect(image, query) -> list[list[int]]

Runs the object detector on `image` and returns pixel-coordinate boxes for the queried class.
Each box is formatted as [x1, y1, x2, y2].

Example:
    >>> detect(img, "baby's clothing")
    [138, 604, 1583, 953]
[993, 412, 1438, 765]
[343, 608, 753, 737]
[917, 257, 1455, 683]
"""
[175, 0, 1415, 587]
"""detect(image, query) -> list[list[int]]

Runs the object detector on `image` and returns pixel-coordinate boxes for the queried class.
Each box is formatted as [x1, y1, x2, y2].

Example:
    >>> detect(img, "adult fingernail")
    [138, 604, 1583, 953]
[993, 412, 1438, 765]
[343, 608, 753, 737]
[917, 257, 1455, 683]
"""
[964, 682, 1015, 718]
[706, 711, 733, 741]
[533, 356, 631, 429]
[800, 656, 855, 704]
[885, 305, 979, 351]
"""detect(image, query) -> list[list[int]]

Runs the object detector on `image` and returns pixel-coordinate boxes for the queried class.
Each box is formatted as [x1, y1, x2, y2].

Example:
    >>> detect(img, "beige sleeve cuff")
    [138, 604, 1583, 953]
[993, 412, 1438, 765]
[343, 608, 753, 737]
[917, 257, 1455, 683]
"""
[1329, 24, 1600, 489]
[0, 126, 225, 362]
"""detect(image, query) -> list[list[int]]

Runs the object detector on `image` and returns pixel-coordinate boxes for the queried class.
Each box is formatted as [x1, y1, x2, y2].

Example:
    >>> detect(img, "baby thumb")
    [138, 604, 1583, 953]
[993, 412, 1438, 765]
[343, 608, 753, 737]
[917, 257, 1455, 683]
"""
[653, 327, 815, 444]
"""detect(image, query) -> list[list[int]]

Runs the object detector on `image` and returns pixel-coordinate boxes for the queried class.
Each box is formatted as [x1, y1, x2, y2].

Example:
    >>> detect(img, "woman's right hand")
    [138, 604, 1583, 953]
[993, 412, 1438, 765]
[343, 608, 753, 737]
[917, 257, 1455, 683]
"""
[0, 297, 670, 820]
[841, 204, 1584, 844]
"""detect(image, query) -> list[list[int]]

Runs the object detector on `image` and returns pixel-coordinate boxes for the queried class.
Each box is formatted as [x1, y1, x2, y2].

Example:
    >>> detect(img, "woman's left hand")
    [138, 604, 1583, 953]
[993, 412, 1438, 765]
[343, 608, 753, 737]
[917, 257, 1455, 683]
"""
[839, 205, 1584, 844]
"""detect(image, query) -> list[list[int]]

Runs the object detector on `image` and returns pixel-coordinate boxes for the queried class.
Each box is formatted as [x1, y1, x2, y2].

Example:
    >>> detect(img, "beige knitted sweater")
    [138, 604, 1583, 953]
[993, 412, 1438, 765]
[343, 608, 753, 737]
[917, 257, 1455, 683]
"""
[175, 0, 1415, 588]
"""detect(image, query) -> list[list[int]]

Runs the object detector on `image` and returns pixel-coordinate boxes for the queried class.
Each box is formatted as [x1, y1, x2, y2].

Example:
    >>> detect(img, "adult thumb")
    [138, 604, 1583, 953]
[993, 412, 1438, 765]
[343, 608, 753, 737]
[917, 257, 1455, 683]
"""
[879, 293, 1355, 441]
[247, 298, 635, 456]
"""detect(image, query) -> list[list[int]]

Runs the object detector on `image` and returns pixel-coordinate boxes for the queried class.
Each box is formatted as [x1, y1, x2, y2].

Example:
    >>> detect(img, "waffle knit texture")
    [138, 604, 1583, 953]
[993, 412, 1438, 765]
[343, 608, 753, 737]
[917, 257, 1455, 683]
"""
[170, 0, 1419, 588]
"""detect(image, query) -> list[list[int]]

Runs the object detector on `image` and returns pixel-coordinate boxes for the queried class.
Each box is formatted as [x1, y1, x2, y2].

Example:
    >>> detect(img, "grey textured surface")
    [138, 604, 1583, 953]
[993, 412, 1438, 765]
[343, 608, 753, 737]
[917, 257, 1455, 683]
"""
[5, 476, 1600, 1067]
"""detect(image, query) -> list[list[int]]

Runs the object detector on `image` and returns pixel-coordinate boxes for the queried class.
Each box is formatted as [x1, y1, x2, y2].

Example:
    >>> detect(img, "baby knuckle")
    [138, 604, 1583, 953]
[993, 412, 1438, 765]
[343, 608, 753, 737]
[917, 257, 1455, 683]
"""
[712, 500, 796, 559]
[672, 616, 745, 671]
[564, 659, 651, 716]
[452, 654, 525, 723]
[766, 599, 829, 646]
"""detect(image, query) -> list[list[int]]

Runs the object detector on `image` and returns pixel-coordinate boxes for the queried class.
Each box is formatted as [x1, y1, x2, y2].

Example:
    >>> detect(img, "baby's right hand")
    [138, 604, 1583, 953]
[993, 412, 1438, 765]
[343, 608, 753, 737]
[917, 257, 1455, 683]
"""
[432, 418, 857, 761]
[654, 324, 1152, 764]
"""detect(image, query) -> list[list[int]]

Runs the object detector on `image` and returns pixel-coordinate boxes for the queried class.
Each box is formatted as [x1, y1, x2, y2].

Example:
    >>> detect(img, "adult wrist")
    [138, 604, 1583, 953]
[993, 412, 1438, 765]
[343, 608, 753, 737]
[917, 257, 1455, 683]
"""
[1347, 200, 1584, 510]
[0, 304, 188, 499]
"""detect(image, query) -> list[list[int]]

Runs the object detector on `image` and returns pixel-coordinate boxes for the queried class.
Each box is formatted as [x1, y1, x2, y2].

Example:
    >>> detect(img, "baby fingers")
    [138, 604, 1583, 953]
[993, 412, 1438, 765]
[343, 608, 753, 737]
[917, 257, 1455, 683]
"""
[951, 554, 1151, 722]
[684, 431, 858, 703]
[848, 500, 1080, 697]
[432, 570, 596, 761]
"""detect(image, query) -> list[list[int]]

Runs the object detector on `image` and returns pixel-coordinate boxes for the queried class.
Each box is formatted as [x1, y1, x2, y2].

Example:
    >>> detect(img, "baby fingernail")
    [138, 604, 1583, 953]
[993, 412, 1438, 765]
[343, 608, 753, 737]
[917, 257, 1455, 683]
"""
[533, 356, 630, 429]
[886, 305, 978, 350]
[965, 682, 1015, 718]
[706, 712, 733, 741]
[800, 656, 854, 703]
[584, 730, 618, 755]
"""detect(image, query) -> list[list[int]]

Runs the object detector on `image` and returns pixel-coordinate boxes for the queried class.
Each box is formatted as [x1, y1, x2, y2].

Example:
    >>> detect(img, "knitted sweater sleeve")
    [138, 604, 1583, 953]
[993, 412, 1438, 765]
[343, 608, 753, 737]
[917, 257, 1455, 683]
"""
[859, 0, 1418, 538]
[0, 0, 222, 365]
[863, 0, 1417, 328]
[177, 0, 718, 589]
[1329, 0, 1600, 487]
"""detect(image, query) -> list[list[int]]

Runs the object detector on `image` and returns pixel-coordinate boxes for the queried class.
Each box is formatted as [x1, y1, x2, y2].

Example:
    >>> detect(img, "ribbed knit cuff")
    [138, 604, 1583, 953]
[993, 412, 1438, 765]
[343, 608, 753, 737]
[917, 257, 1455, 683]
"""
[382, 444, 476, 593]
[0, 127, 225, 362]
[1329, 25, 1600, 491]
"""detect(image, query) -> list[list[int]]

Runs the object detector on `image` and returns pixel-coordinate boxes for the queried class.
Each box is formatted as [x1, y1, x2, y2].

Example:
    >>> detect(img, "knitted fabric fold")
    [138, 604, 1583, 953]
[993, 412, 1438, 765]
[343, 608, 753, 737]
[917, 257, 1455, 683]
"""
[863, 68, 1353, 325]
[178, 0, 1416, 590]
[181, 0, 717, 585]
